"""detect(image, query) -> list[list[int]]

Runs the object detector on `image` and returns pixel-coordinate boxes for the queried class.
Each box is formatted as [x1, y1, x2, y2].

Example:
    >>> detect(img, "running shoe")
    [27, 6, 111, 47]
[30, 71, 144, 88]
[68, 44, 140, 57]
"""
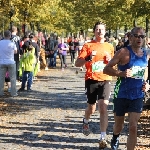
[82, 118, 90, 136]
[99, 138, 107, 149]
[111, 137, 119, 150]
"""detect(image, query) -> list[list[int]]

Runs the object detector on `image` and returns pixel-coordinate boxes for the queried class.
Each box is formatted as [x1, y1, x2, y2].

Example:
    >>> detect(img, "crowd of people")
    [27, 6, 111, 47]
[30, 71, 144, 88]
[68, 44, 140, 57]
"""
[0, 23, 150, 150]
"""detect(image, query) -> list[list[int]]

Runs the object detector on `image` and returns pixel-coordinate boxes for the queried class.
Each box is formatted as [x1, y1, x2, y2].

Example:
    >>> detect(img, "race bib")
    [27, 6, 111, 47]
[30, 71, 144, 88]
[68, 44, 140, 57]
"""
[131, 66, 145, 79]
[92, 61, 105, 72]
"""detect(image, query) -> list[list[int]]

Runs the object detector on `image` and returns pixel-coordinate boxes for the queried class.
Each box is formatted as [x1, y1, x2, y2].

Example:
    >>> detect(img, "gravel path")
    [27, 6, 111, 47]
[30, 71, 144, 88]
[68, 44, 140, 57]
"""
[0, 64, 149, 150]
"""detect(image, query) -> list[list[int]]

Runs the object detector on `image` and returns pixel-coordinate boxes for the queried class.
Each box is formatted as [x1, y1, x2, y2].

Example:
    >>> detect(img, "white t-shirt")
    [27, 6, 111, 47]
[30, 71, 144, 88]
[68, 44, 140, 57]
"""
[0, 39, 17, 64]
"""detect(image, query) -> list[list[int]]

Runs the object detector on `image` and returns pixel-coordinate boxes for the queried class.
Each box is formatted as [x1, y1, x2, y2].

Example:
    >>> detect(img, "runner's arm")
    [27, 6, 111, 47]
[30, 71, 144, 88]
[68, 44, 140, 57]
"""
[144, 52, 150, 80]
[75, 58, 86, 67]
[75, 44, 89, 67]
[103, 49, 126, 77]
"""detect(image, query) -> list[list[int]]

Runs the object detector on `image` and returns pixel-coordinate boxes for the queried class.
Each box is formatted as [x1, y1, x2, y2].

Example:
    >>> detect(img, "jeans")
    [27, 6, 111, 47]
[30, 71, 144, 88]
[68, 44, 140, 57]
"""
[21, 71, 33, 90]
[53, 50, 57, 67]
[49, 50, 57, 67]
[0, 64, 16, 96]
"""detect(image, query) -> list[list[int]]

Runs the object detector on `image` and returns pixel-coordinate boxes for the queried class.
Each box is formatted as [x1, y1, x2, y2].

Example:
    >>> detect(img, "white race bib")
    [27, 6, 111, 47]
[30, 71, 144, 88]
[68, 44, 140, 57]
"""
[131, 66, 145, 79]
[92, 61, 106, 72]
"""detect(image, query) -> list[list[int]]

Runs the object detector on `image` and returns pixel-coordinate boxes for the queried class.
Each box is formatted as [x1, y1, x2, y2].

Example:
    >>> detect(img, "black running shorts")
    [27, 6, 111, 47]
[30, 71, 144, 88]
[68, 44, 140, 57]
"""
[85, 79, 111, 104]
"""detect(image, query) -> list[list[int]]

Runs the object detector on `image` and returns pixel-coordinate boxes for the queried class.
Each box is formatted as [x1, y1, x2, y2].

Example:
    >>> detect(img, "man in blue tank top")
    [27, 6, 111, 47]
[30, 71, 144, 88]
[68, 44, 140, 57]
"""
[103, 27, 149, 150]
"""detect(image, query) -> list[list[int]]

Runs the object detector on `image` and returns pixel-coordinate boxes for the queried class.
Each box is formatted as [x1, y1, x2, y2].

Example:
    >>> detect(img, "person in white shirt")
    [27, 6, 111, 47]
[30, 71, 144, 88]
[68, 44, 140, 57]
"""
[0, 30, 18, 97]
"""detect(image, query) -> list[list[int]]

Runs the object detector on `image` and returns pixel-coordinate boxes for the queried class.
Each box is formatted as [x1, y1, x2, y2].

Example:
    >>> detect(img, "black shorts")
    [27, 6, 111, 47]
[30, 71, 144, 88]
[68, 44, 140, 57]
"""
[85, 79, 111, 104]
[113, 98, 143, 116]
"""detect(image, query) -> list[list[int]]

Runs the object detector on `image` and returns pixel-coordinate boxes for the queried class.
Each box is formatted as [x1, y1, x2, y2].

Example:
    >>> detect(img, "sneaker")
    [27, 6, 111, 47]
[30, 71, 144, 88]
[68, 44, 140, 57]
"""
[82, 119, 90, 136]
[16, 81, 22, 86]
[111, 137, 119, 150]
[61, 68, 64, 71]
[27, 89, 32, 92]
[65, 64, 67, 68]
[18, 88, 25, 92]
[72, 63, 74, 67]
[45, 67, 48, 70]
[99, 139, 107, 149]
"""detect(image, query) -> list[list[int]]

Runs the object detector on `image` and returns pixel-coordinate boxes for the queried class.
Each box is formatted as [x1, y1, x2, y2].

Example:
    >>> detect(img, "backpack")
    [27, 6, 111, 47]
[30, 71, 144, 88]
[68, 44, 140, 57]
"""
[11, 35, 21, 60]
[10, 35, 20, 51]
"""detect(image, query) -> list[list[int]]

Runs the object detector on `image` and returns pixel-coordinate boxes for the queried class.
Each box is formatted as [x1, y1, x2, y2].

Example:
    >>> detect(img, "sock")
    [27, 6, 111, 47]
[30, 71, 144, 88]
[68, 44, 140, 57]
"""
[113, 133, 120, 139]
[100, 132, 106, 139]
[83, 118, 89, 124]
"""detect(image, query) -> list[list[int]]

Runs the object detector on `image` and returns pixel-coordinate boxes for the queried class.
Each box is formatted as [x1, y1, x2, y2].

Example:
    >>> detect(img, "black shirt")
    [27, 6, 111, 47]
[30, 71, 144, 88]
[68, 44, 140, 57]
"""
[22, 40, 40, 58]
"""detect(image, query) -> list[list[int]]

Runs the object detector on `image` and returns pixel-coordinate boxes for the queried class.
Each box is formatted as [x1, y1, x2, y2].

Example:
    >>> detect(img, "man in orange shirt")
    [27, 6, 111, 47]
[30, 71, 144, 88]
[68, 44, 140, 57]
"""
[75, 21, 114, 149]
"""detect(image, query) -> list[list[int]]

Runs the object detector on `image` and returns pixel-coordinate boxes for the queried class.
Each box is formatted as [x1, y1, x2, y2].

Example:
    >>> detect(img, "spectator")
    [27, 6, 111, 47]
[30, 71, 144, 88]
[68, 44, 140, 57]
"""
[22, 33, 40, 63]
[0, 30, 18, 96]
[11, 26, 21, 84]
[58, 38, 69, 71]
[18, 45, 36, 92]
[116, 39, 124, 52]
[124, 32, 130, 47]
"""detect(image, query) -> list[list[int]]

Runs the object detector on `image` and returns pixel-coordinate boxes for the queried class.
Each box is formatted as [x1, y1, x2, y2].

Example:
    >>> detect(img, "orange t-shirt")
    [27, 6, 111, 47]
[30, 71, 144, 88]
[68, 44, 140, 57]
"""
[78, 40, 114, 81]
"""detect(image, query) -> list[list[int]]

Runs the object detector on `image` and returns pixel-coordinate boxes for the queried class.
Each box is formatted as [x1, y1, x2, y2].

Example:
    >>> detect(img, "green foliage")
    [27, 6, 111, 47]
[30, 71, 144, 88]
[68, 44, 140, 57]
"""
[0, 0, 149, 35]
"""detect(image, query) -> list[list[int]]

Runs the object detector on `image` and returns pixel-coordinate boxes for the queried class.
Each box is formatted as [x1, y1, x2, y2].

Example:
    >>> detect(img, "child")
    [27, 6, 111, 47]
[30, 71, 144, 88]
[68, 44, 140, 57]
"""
[18, 44, 36, 92]
[5, 71, 11, 92]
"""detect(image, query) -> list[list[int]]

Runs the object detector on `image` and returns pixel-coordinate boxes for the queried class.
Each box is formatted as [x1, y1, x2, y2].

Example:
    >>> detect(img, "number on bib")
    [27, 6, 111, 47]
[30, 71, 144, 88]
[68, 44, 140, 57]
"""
[131, 66, 145, 79]
[92, 61, 105, 72]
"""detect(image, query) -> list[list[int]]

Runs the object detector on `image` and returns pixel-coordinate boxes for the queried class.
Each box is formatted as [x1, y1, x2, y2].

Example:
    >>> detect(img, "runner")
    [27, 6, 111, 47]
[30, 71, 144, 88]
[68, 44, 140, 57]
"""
[75, 21, 114, 149]
[103, 27, 148, 150]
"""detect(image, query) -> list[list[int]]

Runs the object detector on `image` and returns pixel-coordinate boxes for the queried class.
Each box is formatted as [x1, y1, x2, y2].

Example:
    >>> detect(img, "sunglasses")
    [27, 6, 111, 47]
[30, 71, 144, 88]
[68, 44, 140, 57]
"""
[132, 34, 146, 39]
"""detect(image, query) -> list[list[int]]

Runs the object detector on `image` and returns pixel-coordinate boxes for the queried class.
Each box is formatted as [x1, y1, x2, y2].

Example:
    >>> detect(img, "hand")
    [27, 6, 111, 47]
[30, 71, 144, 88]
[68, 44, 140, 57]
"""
[142, 82, 150, 92]
[120, 69, 133, 77]
[85, 55, 92, 61]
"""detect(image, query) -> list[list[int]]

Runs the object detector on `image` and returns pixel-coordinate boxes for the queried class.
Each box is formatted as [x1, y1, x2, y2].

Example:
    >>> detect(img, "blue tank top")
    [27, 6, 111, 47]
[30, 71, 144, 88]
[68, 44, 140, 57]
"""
[114, 46, 148, 100]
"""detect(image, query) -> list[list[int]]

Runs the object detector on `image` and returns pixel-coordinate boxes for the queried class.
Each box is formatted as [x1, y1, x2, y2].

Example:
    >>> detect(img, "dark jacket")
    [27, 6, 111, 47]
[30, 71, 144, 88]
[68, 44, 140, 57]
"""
[124, 40, 129, 47]
[22, 40, 40, 58]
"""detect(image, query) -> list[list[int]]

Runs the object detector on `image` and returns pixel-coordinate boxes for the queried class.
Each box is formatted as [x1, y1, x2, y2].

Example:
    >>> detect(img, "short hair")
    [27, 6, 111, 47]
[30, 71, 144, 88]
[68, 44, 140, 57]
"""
[126, 32, 131, 38]
[11, 26, 17, 32]
[93, 21, 106, 32]
[130, 27, 144, 35]
[4, 30, 11, 38]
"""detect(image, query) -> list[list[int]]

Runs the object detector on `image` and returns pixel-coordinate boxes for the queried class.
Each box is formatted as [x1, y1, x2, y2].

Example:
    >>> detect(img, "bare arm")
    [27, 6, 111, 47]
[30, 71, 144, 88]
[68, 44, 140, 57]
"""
[103, 49, 130, 77]
[75, 58, 86, 67]
[62, 47, 69, 50]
